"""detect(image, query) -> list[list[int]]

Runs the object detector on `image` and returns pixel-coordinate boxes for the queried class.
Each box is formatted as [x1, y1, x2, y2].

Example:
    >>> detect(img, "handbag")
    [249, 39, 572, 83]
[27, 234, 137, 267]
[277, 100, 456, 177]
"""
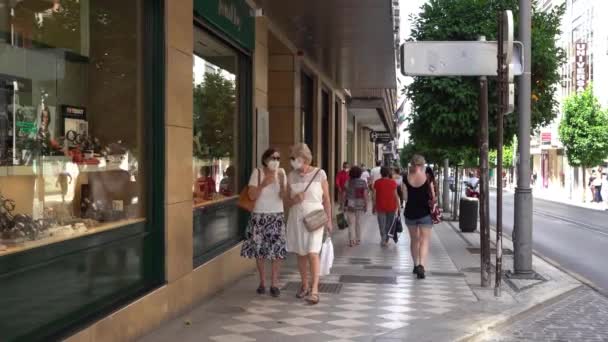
[302, 168, 329, 232]
[337, 212, 348, 230]
[319, 237, 334, 276]
[237, 168, 260, 212]
[428, 181, 442, 224]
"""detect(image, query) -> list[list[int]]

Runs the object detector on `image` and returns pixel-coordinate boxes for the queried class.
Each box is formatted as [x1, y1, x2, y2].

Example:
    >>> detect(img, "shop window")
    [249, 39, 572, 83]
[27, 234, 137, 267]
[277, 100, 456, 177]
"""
[192, 26, 249, 265]
[193, 29, 239, 205]
[0, 0, 146, 256]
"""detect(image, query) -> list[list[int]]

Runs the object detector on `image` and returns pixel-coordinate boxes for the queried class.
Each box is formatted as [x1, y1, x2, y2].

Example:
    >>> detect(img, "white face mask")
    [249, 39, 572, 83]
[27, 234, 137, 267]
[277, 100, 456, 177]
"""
[290, 158, 304, 170]
[267, 160, 280, 171]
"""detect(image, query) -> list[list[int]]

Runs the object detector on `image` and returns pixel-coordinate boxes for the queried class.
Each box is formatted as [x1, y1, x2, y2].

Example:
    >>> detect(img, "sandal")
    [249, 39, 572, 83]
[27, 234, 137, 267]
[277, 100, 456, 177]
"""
[270, 287, 281, 297]
[296, 287, 310, 299]
[256, 286, 266, 295]
[306, 293, 320, 305]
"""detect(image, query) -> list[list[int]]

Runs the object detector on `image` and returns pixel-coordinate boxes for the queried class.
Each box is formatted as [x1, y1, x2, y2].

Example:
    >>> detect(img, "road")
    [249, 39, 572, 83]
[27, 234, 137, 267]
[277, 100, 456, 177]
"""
[489, 191, 608, 295]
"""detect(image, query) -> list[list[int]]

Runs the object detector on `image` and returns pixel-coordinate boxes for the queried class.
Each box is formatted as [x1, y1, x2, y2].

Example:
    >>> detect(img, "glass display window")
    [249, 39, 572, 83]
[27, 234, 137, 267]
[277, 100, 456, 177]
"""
[192, 28, 239, 207]
[0, 0, 146, 256]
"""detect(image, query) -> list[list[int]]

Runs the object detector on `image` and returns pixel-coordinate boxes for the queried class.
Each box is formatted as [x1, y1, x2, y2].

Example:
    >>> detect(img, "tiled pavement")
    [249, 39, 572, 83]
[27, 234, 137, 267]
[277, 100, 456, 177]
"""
[140, 211, 480, 342]
[486, 286, 608, 342]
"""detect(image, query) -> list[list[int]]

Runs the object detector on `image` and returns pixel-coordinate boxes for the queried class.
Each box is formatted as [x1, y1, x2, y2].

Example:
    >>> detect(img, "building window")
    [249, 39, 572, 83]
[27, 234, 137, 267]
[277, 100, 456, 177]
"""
[192, 25, 251, 265]
[193, 30, 239, 205]
[0, 0, 146, 257]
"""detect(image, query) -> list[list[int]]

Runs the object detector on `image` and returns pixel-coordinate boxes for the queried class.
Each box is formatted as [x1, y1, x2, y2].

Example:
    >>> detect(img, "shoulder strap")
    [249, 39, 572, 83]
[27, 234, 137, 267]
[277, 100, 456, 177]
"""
[303, 168, 322, 193]
[257, 168, 261, 186]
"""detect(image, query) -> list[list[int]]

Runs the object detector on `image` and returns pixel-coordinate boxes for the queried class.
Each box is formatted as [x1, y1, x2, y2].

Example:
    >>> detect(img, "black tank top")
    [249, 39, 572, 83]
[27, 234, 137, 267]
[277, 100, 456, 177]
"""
[405, 178, 431, 219]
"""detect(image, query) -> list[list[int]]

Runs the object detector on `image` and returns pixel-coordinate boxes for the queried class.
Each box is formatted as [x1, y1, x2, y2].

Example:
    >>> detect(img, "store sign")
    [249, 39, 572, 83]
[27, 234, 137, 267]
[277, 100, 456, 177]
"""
[541, 132, 551, 145]
[195, 0, 255, 51]
[370, 131, 392, 142]
[575, 42, 588, 93]
[61, 105, 86, 119]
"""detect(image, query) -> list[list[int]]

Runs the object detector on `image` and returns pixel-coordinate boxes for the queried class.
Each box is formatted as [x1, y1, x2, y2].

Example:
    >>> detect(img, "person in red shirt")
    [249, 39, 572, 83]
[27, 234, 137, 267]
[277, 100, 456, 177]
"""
[195, 166, 216, 201]
[373, 167, 400, 247]
[336, 162, 350, 205]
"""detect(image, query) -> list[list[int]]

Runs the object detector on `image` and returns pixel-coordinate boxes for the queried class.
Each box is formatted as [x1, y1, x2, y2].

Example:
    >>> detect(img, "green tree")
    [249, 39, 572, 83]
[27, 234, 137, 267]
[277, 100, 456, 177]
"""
[405, 0, 565, 151]
[193, 72, 236, 160]
[559, 86, 608, 198]
[489, 144, 514, 168]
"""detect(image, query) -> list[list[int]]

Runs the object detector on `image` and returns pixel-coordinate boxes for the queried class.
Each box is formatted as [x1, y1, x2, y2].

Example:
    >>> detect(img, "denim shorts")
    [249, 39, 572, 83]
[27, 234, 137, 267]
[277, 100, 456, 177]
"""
[405, 215, 433, 228]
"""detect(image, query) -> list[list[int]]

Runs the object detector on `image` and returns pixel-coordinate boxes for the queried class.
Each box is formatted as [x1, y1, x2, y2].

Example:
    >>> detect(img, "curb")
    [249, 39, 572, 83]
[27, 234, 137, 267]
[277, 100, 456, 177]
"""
[457, 285, 585, 342]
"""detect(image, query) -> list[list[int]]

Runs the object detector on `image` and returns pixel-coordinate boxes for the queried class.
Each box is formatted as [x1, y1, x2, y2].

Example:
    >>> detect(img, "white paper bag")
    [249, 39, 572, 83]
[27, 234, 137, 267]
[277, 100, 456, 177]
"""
[319, 237, 334, 276]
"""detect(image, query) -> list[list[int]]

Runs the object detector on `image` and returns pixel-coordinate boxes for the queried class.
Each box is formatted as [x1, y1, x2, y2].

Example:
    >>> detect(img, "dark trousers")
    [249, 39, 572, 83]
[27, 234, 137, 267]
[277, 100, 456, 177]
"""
[595, 185, 603, 202]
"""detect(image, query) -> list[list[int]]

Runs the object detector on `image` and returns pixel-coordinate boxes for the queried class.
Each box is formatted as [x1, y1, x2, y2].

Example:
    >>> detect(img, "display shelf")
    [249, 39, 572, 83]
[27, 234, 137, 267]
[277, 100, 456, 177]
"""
[193, 195, 238, 209]
[0, 217, 146, 257]
[0, 157, 125, 177]
[0, 165, 38, 177]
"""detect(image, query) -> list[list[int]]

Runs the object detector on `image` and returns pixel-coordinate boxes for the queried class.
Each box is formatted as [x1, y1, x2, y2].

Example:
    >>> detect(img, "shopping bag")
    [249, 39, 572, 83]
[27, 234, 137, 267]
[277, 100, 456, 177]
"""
[319, 237, 334, 276]
[337, 212, 349, 230]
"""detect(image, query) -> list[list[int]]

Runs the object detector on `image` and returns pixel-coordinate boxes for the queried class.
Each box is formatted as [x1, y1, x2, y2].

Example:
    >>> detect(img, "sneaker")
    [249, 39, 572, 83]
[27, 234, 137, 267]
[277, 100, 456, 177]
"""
[417, 265, 426, 279]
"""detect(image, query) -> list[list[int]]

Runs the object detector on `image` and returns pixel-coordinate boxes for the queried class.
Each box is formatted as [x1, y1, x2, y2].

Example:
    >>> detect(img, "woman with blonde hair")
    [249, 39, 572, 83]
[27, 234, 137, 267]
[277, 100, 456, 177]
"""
[285, 143, 333, 305]
[404, 154, 435, 279]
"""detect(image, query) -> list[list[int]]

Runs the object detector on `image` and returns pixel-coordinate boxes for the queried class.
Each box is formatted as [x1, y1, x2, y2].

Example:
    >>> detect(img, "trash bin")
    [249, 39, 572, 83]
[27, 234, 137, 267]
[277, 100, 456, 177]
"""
[459, 197, 478, 232]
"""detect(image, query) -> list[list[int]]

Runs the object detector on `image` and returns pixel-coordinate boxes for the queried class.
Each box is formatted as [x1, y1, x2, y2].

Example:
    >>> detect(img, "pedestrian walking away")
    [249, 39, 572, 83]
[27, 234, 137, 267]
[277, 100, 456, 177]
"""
[369, 160, 383, 190]
[336, 162, 350, 202]
[341, 165, 368, 247]
[404, 155, 435, 279]
[373, 167, 400, 247]
[240, 148, 288, 297]
[285, 143, 333, 305]
[592, 169, 603, 203]
[393, 167, 405, 208]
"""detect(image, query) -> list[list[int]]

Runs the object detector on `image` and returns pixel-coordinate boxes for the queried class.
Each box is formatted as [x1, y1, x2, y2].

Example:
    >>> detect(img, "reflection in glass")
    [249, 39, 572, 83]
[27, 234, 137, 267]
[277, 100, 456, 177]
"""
[0, 0, 145, 255]
[193, 30, 238, 206]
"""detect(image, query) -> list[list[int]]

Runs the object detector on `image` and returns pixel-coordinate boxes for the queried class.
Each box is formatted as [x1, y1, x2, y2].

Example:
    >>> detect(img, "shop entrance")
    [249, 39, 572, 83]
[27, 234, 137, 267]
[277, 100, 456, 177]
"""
[301, 72, 314, 147]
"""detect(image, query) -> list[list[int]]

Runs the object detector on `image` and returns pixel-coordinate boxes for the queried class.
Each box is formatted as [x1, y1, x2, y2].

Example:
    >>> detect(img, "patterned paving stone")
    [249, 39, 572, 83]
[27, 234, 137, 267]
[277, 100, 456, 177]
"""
[488, 287, 608, 342]
[141, 213, 478, 342]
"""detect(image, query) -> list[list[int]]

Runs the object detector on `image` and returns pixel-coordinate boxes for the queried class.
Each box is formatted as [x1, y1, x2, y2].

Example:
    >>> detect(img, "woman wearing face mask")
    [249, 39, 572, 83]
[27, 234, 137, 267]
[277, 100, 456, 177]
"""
[286, 143, 333, 305]
[240, 148, 288, 297]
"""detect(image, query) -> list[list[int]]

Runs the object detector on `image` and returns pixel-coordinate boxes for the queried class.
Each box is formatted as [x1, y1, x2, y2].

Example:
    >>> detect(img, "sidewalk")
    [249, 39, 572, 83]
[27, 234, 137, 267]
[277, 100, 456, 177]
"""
[139, 211, 580, 342]
[496, 185, 607, 211]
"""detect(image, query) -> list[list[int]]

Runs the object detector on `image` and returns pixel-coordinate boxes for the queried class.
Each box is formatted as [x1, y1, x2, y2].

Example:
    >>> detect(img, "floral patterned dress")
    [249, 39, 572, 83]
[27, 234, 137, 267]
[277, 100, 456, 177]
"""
[240, 168, 287, 260]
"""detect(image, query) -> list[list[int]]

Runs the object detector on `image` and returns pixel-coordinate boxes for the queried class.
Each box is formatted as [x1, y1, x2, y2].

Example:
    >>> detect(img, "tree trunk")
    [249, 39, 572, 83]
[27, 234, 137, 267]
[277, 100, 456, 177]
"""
[583, 166, 587, 203]
[452, 166, 459, 221]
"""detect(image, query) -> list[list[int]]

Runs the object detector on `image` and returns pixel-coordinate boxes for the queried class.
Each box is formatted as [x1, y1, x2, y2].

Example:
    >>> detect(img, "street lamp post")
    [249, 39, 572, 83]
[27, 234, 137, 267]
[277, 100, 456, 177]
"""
[513, 0, 534, 275]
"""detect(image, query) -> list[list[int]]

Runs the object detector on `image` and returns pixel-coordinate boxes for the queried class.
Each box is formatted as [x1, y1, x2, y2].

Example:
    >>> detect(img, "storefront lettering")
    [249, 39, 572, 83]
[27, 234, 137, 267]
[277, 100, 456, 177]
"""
[218, 0, 241, 31]
[575, 42, 587, 93]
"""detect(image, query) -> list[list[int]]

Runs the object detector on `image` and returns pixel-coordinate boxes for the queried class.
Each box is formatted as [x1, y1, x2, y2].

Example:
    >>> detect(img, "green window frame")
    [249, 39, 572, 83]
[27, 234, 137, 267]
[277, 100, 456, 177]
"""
[0, 1, 166, 340]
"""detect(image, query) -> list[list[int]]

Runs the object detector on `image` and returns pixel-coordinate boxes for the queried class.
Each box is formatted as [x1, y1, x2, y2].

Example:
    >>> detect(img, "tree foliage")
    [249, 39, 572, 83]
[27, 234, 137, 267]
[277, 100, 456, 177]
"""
[558, 86, 608, 168]
[489, 143, 514, 168]
[405, 0, 565, 151]
[193, 72, 236, 160]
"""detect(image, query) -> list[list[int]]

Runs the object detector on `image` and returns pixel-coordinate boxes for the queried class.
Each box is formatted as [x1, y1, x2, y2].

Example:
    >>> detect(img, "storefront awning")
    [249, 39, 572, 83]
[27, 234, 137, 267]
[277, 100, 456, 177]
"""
[252, 0, 397, 90]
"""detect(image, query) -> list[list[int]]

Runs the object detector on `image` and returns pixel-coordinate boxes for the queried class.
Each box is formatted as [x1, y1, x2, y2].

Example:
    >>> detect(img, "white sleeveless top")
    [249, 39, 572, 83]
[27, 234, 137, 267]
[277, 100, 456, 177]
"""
[286, 168, 327, 255]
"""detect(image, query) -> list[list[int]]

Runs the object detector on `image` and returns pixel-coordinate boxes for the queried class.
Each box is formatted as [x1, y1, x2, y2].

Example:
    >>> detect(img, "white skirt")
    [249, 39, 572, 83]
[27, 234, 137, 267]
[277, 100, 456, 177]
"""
[286, 202, 324, 255]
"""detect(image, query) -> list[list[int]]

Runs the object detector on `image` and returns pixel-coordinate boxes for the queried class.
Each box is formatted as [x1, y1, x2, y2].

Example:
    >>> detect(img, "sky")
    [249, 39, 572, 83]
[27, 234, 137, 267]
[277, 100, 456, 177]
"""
[397, 0, 427, 147]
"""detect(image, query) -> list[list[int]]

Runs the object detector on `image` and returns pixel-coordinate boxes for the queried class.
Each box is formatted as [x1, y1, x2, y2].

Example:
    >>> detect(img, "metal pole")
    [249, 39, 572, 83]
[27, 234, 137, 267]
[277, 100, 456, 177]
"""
[479, 72, 491, 288]
[513, 0, 533, 274]
[452, 166, 459, 221]
[495, 12, 505, 297]
[443, 158, 450, 213]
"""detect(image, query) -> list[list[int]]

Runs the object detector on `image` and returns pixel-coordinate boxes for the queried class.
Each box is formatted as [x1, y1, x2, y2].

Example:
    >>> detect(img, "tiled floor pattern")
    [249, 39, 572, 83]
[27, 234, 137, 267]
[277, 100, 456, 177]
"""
[199, 232, 477, 342]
